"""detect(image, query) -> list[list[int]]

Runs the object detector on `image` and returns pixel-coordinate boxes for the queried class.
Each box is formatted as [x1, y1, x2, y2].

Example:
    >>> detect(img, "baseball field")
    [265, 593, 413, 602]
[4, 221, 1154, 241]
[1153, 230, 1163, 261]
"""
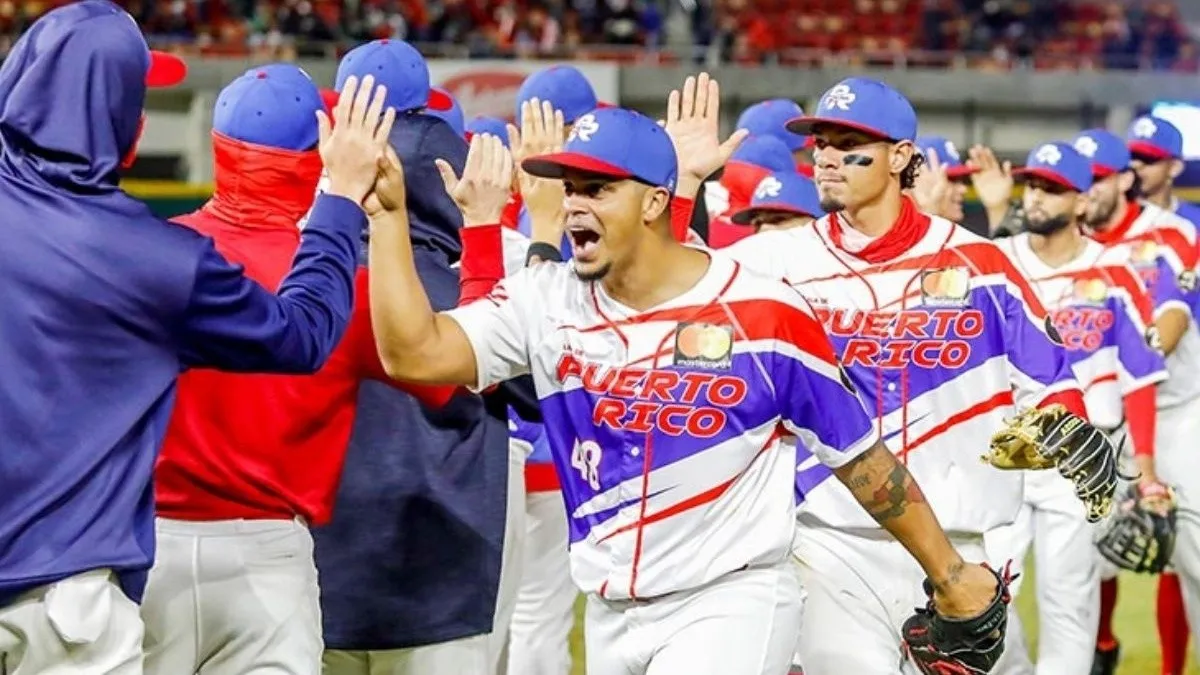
[566, 569, 1200, 674]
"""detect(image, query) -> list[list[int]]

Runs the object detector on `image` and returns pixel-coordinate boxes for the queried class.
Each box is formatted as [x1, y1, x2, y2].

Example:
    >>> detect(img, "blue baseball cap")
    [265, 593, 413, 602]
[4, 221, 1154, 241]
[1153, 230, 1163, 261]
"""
[522, 107, 677, 193]
[731, 171, 824, 224]
[728, 135, 796, 173]
[1071, 129, 1130, 178]
[737, 99, 809, 152]
[335, 39, 452, 113]
[915, 135, 976, 179]
[426, 87, 465, 137]
[1127, 115, 1183, 161]
[465, 116, 510, 148]
[1012, 142, 1093, 193]
[515, 65, 606, 125]
[212, 64, 325, 151]
[787, 77, 917, 142]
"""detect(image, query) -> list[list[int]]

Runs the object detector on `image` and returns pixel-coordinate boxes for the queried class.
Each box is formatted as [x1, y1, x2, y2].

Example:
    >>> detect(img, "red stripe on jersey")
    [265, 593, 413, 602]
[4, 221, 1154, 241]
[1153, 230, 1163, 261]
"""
[1027, 263, 1153, 325]
[579, 296, 840, 368]
[1120, 228, 1199, 270]
[899, 390, 1013, 460]
[806, 242, 1051, 320]
[1082, 372, 1119, 391]
[598, 425, 783, 545]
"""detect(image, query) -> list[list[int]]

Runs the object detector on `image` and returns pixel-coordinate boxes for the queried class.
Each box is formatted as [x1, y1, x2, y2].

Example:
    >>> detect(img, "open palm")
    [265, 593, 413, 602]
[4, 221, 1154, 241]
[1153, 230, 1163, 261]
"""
[664, 72, 747, 185]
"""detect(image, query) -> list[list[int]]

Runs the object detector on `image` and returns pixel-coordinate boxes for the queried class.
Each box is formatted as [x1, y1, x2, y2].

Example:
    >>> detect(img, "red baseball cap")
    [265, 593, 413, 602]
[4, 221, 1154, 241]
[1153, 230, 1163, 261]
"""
[146, 50, 187, 88]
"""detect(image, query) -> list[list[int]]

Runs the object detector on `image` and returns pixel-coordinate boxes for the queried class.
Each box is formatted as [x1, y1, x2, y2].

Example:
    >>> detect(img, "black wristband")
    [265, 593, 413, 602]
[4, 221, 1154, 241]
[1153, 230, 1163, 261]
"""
[526, 242, 563, 265]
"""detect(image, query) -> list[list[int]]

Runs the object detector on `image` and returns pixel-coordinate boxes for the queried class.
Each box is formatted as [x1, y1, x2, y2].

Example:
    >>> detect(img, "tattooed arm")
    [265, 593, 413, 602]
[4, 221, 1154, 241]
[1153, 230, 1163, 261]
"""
[834, 442, 999, 618]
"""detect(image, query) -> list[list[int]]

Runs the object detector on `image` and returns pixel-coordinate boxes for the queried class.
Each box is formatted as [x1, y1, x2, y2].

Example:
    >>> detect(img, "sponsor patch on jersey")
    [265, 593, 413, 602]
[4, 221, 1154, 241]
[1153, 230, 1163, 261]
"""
[1131, 240, 1158, 266]
[673, 322, 733, 370]
[919, 267, 971, 306]
[1072, 278, 1108, 306]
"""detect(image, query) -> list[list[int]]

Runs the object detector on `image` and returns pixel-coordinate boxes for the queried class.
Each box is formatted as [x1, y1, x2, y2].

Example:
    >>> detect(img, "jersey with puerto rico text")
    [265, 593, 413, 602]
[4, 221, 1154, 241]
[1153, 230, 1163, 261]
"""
[1090, 201, 1200, 408]
[998, 235, 1168, 430]
[724, 210, 1081, 533]
[444, 253, 877, 600]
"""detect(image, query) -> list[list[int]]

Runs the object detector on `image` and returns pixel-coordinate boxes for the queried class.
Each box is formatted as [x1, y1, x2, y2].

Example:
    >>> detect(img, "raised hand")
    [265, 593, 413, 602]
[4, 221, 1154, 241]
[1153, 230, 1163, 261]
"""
[664, 72, 749, 197]
[967, 144, 1014, 211]
[435, 133, 514, 227]
[317, 75, 398, 206]
[911, 146, 950, 215]
[507, 98, 567, 230]
[364, 145, 406, 218]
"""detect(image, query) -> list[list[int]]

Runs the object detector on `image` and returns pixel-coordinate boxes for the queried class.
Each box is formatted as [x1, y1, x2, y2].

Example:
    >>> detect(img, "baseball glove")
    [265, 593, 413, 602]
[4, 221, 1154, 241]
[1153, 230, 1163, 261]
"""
[983, 404, 1120, 522]
[1096, 483, 1178, 574]
[901, 562, 1015, 675]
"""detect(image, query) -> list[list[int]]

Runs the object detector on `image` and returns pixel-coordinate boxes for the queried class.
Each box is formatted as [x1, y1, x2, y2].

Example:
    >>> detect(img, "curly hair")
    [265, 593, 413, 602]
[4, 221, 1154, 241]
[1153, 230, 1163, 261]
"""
[900, 152, 925, 190]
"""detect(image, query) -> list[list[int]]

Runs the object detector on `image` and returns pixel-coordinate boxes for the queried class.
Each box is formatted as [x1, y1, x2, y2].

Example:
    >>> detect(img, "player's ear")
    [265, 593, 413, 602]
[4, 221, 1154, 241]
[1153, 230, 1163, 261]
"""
[642, 186, 670, 224]
[1170, 158, 1185, 180]
[120, 114, 146, 170]
[890, 141, 914, 176]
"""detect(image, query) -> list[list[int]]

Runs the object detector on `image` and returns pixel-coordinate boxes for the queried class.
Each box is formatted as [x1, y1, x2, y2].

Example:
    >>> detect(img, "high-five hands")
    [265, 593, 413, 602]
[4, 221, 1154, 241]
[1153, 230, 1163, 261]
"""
[317, 75, 397, 206]
[508, 98, 567, 228]
[663, 72, 749, 198]
[435, 133, 514, 227]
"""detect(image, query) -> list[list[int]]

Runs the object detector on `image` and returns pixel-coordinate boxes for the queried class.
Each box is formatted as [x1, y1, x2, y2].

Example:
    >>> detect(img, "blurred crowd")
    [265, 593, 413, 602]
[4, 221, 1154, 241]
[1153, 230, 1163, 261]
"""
[0, 0, 1193, 69]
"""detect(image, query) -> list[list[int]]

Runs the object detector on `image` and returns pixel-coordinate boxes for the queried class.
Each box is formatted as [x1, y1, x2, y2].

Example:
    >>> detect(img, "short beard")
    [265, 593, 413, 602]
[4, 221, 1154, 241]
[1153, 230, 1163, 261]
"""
[573, 261, 612, 282]
[819, 197, 846, 213]
[1024, 213, 1073, 236]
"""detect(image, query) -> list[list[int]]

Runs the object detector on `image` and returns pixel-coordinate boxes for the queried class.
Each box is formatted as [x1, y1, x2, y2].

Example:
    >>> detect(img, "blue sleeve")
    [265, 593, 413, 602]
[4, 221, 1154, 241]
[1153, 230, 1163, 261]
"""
[176, 194, 363, 373]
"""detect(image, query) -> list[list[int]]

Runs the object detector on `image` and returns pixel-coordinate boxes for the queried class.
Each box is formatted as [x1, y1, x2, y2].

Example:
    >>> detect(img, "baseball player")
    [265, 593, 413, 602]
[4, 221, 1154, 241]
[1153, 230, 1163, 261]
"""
[984, 141, 1169, 675]
[717, 77, 1112, 674]
[1070, 128, 1200, 674]
[0, 3, 390, 672]
[366, 77, 1007, 673]
[140, 65, 459, 675]
[1125, 113, 1197, 675]
[728, 170, 825, 234]
[910, 135, 976, 223]
[703, 134, 797, 248]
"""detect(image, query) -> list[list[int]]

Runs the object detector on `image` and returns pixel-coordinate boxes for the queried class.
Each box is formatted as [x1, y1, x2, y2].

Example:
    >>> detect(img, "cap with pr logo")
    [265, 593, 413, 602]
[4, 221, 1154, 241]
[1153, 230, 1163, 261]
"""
[521, 107, 678, 192]
[787, 77, 917, 142]
[1071, 129, 1131, 177]
[915, 135, 976, 179]
[1012, 141, 1093, 193]
[335, 39, 452, 113]
[731, 171, 824, 224]
[1126, 116, 1183, 161]
[736, 99, 809, 151]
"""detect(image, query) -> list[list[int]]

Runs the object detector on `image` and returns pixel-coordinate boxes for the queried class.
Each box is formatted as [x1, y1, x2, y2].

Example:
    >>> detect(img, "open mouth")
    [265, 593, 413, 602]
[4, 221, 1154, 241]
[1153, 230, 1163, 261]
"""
[568, 226, 602, 259]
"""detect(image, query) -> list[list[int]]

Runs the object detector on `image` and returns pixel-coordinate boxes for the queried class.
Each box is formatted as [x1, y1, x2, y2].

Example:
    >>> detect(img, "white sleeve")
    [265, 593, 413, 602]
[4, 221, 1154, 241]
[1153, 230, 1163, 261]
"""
[444, 266, 538, 390]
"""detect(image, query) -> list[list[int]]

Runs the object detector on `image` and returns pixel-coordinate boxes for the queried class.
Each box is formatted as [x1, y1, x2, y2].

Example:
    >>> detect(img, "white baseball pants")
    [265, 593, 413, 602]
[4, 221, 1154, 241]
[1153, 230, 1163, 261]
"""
[791, 519, 987, 675]
[584, 562, 803, 675]
[1153, 396, 1200, 651]
[985, 469, 1099, 675]
[323, 442, 527, 675]
[0, 568, 143, 674]
[141, 517, 322, 675]
[506, 489, 576, 675]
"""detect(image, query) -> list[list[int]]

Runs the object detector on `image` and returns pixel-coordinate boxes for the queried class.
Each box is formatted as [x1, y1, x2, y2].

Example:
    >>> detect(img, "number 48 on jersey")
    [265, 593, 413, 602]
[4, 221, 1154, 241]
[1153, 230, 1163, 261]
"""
[571, 440, 603, 490]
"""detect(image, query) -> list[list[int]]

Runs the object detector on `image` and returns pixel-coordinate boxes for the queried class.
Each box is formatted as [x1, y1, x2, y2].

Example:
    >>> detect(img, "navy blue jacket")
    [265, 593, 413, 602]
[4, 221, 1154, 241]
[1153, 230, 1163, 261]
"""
[0, 1, 363, 607]
[314, 115, 530, 650]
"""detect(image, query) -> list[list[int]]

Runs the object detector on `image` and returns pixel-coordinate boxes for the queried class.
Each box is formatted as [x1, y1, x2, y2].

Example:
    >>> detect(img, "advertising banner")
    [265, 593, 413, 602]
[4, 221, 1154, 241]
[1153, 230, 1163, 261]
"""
[428, 60, 619, 121]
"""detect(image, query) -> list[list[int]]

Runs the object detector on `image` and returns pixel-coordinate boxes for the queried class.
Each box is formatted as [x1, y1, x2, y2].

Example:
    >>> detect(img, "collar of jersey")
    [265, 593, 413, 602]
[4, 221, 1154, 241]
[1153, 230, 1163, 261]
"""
[1090, 201, 1142, 245]
[827, 196, 930, 263]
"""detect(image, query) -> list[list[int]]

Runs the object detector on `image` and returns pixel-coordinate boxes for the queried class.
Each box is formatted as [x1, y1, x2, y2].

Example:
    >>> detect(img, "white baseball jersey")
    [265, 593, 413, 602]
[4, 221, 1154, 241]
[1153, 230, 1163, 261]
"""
[997, 234, 1168, 431]
[723, 206, 1083, 533]
[444, 254, 878, 600]
[1090, 201, 1200, 407]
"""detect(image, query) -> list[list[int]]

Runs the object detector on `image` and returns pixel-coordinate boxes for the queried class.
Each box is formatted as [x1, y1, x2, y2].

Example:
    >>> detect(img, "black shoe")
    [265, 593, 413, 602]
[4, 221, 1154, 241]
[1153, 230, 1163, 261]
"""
[1090, 643, 1120, 675]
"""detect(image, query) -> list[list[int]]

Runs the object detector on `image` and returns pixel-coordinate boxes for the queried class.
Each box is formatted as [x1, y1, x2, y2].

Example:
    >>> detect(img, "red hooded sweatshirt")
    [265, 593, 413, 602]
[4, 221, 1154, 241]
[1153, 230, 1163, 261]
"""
[154, 133, 455, 525]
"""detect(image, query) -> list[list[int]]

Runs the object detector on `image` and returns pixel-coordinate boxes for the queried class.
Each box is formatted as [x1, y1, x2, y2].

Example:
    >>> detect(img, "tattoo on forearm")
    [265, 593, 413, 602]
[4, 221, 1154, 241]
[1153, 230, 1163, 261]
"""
[930, 561, 966, 594]
[836, 444, 928, 524]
